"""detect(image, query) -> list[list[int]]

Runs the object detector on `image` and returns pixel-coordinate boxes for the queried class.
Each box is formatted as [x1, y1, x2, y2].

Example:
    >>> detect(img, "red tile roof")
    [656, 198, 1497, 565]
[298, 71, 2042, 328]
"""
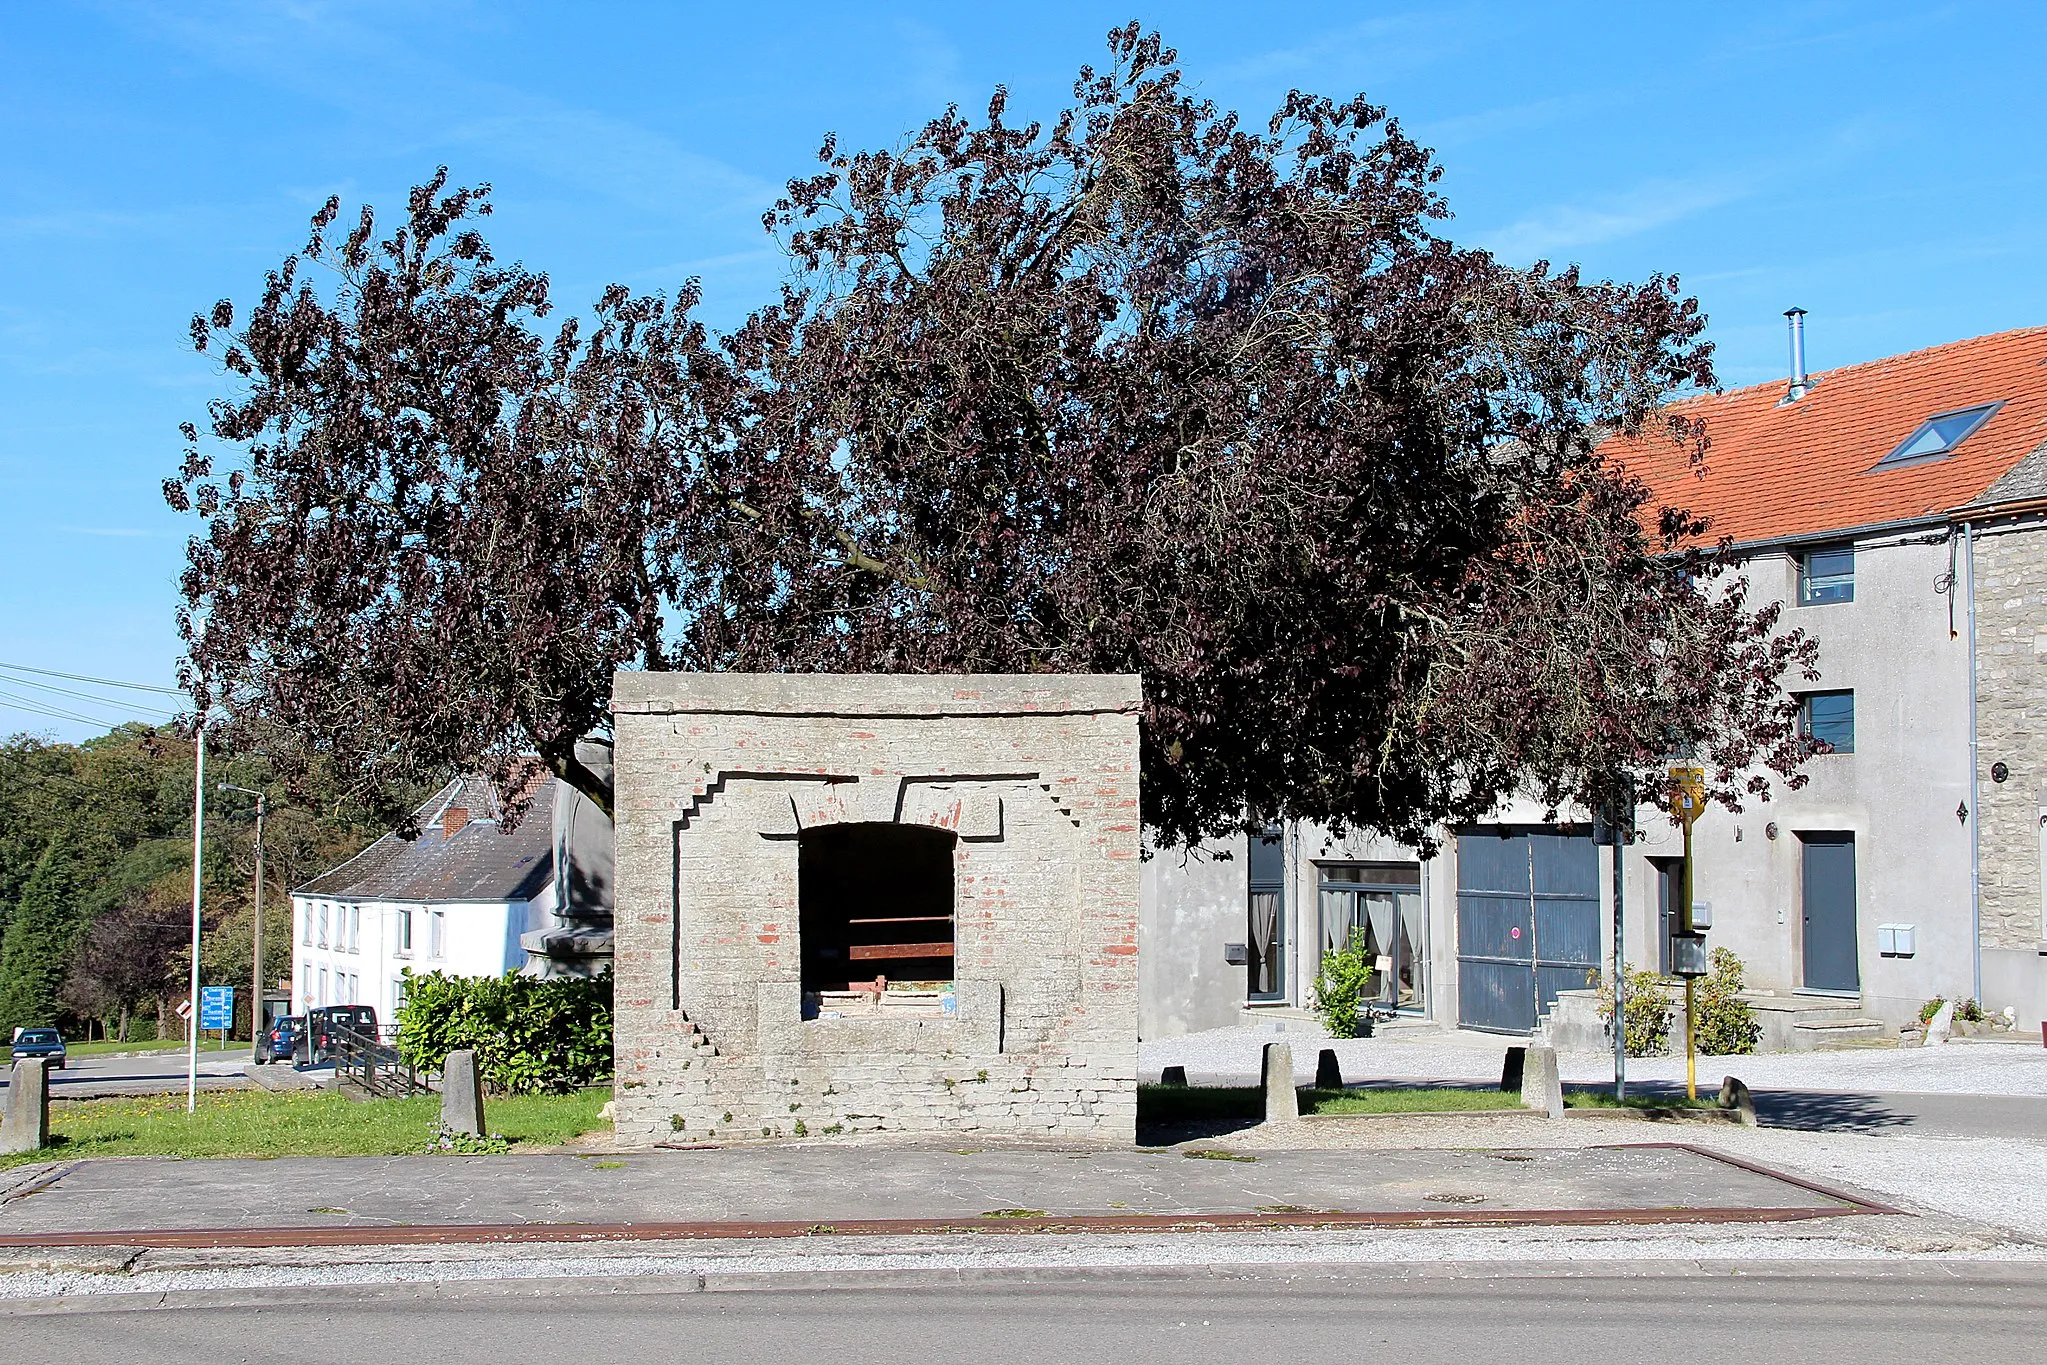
[1601, 326, 2047, 545]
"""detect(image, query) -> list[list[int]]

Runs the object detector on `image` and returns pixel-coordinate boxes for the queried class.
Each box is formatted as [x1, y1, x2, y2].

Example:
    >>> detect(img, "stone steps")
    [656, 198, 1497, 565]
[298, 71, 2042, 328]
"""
[1792, 1017, 1888, 1049]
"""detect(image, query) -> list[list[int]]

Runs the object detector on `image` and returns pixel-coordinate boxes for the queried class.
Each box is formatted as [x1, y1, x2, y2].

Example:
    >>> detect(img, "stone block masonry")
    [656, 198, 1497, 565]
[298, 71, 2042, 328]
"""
[1973, 521, 2047, 953]
[610, 674, 1143, 1146]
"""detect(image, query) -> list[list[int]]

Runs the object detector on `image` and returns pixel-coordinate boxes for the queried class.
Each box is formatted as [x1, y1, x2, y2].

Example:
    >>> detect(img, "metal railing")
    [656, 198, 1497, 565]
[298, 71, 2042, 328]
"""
[322, 1022, 437, 1098]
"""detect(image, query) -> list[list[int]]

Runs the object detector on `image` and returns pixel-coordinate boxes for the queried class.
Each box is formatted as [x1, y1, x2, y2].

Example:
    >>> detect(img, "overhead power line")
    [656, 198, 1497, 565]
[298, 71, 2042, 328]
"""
[0, 660, 183, 695]
[0, 668, 179, 718]
[0, 687, 123, 728]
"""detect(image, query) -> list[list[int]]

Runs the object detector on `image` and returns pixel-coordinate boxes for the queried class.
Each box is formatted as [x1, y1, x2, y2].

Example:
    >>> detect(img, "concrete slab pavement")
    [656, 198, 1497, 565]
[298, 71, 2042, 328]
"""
[0, 1142, 1880, 1248]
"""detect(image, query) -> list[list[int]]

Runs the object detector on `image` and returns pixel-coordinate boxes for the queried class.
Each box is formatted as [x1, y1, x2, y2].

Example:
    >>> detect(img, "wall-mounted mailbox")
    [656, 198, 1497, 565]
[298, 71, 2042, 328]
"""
[1691, 899, 1713, 931]
[1222, 942, 1249, 965]
[1876, 923, 1917, 958]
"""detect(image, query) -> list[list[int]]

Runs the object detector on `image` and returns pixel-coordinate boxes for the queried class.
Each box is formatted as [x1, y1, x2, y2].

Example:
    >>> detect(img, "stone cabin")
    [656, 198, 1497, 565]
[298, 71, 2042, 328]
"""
[609, 673, 1141, 1145]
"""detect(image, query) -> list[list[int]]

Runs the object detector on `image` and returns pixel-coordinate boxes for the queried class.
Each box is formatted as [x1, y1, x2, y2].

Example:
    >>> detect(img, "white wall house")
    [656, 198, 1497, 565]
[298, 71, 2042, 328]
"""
[1143, 323, 2047, 1045]
[291, 772, 615, 1027]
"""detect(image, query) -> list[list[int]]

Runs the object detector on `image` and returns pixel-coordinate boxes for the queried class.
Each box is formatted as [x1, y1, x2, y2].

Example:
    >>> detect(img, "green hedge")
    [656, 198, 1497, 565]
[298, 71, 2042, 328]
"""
[395, 970, 612, 1095]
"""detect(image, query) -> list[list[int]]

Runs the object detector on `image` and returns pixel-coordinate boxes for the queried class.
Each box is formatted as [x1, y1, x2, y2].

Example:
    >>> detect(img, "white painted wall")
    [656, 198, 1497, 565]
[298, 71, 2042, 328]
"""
[289, 884, 556, 1027]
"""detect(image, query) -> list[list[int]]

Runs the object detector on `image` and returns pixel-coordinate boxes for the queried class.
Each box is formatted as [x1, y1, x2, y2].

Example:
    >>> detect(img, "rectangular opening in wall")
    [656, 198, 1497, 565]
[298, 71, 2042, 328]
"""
[800, 822, 957, 1018]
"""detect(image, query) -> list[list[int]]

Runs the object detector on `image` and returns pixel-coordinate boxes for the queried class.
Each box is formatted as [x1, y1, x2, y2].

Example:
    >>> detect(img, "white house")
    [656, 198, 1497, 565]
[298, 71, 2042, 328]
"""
[290, 772, 614, 1025]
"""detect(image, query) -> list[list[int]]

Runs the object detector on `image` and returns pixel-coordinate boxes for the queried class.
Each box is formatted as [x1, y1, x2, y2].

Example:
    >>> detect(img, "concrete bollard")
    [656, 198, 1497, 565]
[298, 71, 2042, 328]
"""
[1260, 1041, 1299, 1125]
[1315, 1048, 1343, 1090]
[1500, 1046, 1527, 1095]
[1518, 1045, 1565, 1118]
[1, 1058, 50, 1155]
[1717, 1075, 1758, 1127]
[440, 1049, 486, 1138]
[1925, 1000, 1956, 1046]
[1158, 1065, 1188, 1087]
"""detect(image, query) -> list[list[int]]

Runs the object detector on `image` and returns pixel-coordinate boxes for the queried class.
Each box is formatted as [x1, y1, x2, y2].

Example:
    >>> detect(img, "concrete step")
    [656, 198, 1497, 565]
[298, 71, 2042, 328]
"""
[1790, 1017, 1887, 1050]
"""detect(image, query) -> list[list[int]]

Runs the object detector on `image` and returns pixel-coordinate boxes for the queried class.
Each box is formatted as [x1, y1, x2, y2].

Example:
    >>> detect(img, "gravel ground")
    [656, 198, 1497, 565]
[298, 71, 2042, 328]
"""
[0, 1212, 2037, 1303]
[1141, 1024, 2047, 1095]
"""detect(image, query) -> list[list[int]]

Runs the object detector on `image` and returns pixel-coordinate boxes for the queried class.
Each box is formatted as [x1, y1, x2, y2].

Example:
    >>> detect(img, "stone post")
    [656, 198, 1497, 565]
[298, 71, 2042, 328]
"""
[1, 1059, 50, 1155]
[1716, 1075, 1758, 1127]
[1315, 1048, 1343, 1089]
[1518, 1045, 1565, 1118]
[441, 1049, 485, 1138]
[1500, 1045, 1527, 1094]
[1260, 1040, 1298, 1125]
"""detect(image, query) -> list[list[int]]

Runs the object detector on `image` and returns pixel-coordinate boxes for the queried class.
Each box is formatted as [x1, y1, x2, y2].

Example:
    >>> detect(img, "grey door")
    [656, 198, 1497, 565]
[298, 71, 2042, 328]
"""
[1456, 829, 1600, 1034]
[1800, 833, 1859, 992]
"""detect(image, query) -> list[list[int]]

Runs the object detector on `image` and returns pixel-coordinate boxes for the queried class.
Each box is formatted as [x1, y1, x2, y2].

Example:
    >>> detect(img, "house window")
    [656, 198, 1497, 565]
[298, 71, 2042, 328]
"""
[1317, 862, 1424, 1011]
[1247, 828, 1287, 1001]
[346, 905, 360, 954]
[428, 910, 446, 960]
[318, 968, 329, 1006]
[301, 965, 312, 1009]
[395, 908, 414, 955]
[1800, 690, 1855, 753]
[1871, 401, 2002, 471]
[1798, 547, 1854, 605]
[301, 904, 312, 947]
[317, 903, 329, 949]
[798, 823, 957, 1006]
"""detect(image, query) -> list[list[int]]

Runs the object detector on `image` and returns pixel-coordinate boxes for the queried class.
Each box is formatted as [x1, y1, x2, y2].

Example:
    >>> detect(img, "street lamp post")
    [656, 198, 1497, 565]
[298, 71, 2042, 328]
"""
[185, 723, 207, 1114]
[219, 783, 268, 1050]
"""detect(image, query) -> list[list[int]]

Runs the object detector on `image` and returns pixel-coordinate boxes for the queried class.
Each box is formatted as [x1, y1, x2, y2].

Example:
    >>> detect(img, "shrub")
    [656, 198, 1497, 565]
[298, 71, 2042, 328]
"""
[1597, 964, 1672, 1057]
[1918, 995, 1947, 1025]
[1956, 997, 1986, 1024]
[395, 970, 612, 1095]
[1692, 947, 1761, 1056]
[1311, 931, 1375, 1039]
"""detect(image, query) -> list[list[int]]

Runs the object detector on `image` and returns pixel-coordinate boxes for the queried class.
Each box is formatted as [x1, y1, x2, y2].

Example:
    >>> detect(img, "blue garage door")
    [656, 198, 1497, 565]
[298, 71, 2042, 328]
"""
[1456, 828, 1600, 1034]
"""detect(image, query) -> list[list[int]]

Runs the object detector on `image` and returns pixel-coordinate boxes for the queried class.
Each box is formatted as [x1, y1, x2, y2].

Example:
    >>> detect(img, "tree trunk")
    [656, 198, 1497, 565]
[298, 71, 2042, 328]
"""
[117, 1005, 131, 1043]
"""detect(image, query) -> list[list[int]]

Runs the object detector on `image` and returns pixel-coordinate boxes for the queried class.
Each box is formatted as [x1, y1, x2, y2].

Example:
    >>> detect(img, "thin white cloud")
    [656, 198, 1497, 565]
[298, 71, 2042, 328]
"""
[1480, 177, 1749, 262]
[1217, 9, 1482, 87]
[441, 105, 775, 219]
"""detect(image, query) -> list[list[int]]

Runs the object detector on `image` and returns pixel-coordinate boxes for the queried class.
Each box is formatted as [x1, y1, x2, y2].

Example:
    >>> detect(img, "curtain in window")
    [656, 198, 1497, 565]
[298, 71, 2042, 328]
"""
[1395, 890, 1424, 1006]
[1249, 890, 1281, 996]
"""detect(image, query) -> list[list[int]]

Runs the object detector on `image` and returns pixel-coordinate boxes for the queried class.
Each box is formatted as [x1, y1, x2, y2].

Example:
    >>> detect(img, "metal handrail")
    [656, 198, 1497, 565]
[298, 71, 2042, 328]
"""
[324, 1022, 437, 1098]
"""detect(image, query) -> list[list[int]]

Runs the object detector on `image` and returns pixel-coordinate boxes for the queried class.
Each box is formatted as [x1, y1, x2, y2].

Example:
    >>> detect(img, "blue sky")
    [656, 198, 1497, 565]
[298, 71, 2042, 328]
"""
[4, 1, 2044, 739]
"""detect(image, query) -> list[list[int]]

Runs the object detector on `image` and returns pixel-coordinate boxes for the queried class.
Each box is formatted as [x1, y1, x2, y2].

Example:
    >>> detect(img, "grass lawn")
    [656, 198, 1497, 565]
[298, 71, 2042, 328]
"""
[0, 1087, 613, 1169]
[52, 1039, 222, 1060]
[1564, 1091, 1716, 1111]
[1138, 1084, 1516, 1125]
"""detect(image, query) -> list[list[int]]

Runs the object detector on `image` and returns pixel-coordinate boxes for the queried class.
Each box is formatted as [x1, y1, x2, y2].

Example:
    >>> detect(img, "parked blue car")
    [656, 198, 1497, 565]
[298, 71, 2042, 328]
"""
[10, 1028, 66, 1069]
[256, 1016, 303, 1066]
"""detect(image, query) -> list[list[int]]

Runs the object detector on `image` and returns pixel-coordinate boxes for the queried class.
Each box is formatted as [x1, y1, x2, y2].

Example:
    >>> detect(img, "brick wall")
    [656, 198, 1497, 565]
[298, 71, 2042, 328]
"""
[1974, 520, 2047, 951]
[609, 674, 1142, 1146]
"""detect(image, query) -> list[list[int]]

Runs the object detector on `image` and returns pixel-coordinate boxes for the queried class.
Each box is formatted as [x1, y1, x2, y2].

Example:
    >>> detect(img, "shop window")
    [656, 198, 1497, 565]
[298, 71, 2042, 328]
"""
[800, 823, 957, 1011]
[1317, 862, 1425, 1011]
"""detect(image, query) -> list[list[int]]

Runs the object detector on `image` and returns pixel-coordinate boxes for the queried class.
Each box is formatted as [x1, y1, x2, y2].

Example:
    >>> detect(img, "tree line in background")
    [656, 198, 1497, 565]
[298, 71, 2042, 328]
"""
[170, 25, 1820, 850]
[0, 725, 392, 1039]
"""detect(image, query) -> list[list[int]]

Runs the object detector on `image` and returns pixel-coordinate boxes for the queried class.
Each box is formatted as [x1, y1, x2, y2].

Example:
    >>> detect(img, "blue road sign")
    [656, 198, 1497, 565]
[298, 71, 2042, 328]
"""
[199, 985, 234, 1030]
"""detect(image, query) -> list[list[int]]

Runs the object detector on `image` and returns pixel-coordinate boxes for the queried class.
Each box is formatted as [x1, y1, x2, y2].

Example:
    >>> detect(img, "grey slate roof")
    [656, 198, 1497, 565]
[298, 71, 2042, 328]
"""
[1970, 434, 2047, 508]
[295, 774, 556, 903]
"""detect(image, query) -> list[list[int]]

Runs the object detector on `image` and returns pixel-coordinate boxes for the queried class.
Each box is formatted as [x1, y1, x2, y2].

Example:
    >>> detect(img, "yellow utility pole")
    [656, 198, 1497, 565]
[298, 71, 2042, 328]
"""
[1668, 764, 1707, 1101]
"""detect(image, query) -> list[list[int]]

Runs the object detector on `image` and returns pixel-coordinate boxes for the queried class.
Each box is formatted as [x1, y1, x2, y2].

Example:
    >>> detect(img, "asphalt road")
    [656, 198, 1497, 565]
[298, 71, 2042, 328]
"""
[3, 1265, 2043, 1364]
[0, 1048, 253, 1098]
[1607, 1080, 2047, 1139]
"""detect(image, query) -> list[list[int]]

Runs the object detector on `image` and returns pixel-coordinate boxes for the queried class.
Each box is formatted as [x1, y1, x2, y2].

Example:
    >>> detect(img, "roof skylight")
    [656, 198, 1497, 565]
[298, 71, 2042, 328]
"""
[1870, 401, 2002, 471]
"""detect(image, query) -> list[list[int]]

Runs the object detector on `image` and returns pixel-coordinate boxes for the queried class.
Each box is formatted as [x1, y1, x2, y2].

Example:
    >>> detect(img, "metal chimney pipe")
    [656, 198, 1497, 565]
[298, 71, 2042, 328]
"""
[1785, 307, 1810, 400]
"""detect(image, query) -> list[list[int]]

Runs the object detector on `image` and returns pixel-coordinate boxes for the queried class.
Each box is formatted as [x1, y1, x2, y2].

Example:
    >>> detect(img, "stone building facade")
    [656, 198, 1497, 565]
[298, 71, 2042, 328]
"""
[609, 673, 1142, 1146]
[1969, 447, 2047, 1012]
